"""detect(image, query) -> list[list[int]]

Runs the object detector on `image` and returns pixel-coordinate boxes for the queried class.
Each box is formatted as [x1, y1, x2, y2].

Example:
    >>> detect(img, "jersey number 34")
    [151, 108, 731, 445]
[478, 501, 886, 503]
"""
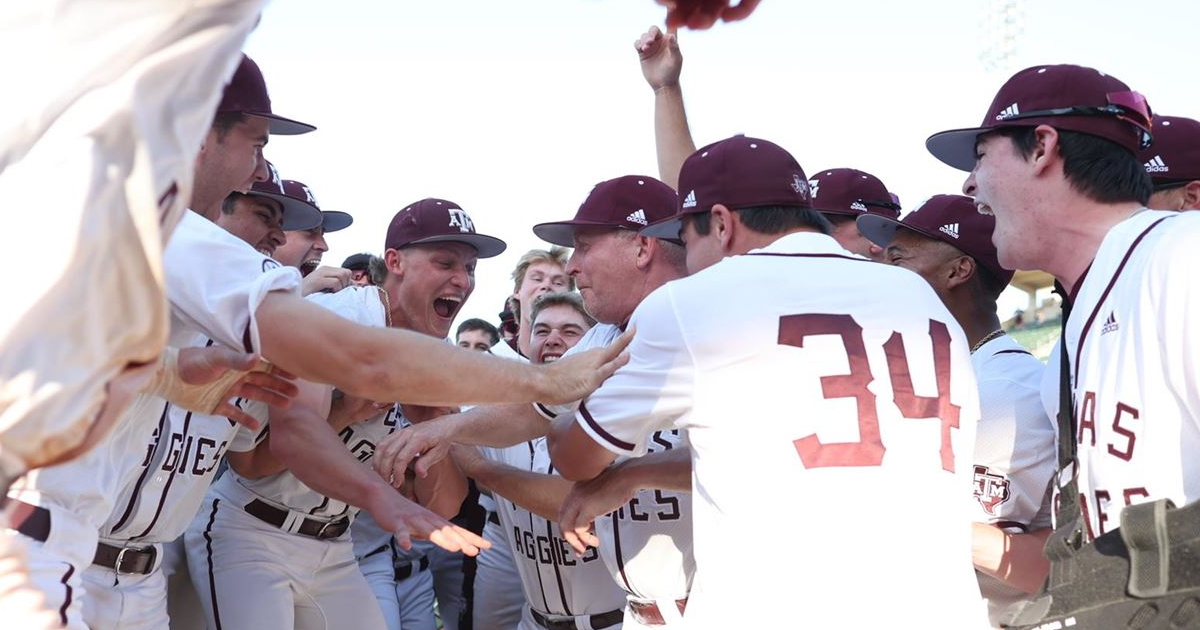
[779, 314, 959, 472]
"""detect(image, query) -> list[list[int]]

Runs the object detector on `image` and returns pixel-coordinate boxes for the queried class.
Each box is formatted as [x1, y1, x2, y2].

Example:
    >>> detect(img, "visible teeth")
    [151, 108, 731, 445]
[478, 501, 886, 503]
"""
[439, 296, 462, 304]
[542, 354, 562, 363]
[976, 203, 993, 216]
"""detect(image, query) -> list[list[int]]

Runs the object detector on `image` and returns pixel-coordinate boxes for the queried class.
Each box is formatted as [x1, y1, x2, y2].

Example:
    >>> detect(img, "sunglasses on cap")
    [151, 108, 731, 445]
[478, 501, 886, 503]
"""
[997, 90, 1154, 150]
[862, 198, 902, 212]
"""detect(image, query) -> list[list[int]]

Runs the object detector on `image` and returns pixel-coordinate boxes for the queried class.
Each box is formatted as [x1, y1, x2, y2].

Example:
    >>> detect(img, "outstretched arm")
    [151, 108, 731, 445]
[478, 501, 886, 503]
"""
[972, 524, 1051, 594]
[637, 26, 696, 189]
[451, 445, 572, 522]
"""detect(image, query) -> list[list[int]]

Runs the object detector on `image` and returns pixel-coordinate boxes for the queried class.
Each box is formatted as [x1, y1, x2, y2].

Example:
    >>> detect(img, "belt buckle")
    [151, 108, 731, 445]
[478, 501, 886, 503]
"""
[114, 546, 133, 573]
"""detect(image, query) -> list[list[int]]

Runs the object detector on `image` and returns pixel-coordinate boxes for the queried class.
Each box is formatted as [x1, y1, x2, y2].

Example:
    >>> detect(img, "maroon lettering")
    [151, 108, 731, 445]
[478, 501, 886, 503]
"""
[1077, 391, 1097, 447]
[780, 314, 883, 468]
[1123, 487, 1150, 506]
[1094, 490, 1111, 535]
[884, 321, 961, 472]
[1108, 403, 1138, 461]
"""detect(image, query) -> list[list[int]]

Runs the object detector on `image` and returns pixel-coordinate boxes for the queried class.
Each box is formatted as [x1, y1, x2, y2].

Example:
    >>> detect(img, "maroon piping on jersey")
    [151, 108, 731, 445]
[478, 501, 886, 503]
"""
[1070, 216, 1175, 381]
[203, 499, 225, 630]
[58, 564, 75, 625]
[609, 511, 644, 599]
[744, 252, 873, 262]
[111, 401, 171, 533]
[578, 402, 636, 452]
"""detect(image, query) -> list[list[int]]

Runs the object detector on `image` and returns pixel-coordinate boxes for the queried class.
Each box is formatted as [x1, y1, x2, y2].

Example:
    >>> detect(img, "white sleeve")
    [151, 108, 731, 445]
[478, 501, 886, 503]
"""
[226, 399, 269, 452]
[533, 325, 617, 420]
[164, 211, 301, 352]
[1152, 226, 1200, 435]
[573, 287, 694, 458]
[972, 373, 1057, 529]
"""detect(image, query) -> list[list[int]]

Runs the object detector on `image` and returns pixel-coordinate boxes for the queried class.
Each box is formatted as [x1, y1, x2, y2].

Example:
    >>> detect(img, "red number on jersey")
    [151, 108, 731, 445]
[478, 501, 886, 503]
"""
[779, 314, 960, 471]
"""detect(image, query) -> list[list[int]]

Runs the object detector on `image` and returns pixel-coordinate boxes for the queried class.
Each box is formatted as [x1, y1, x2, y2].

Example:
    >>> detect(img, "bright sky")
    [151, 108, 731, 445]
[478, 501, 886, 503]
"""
[244, 0, 1199, 329]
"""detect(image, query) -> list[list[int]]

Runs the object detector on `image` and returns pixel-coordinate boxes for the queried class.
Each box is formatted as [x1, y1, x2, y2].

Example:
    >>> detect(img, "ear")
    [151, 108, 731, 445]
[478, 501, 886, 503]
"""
[944, 254, 976, 291]
[634, 235, 654, 269]
[711, 204, 736, 251]
[1182, 181, 1200, 210]
[1030, 125, 1059, 176]
[384, 248, 405, 279]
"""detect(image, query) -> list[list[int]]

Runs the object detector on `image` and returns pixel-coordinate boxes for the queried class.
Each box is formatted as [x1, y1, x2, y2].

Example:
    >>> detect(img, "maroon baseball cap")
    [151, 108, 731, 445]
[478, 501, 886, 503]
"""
[532, 175, 678, 246]
[927, 64, 1153, 171]
[217, 55, 316, 136]
[385, 198, 507, 258]
[1137, 115, 1200, 185]
[856, 194, 1013, 285]
[807, 168, 900, 219]
[246, 163, 323, 230]
[642, 135, 811, 239]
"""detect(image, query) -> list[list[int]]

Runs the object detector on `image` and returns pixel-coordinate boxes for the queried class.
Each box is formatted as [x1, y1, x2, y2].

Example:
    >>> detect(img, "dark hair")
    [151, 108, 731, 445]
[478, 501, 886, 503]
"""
[688, 204, 833, 237]
[211, 111, 248, 142]
[457, 318, 499, 346]
[220, 192, 245, 215]
[992, 127, 1151, 205]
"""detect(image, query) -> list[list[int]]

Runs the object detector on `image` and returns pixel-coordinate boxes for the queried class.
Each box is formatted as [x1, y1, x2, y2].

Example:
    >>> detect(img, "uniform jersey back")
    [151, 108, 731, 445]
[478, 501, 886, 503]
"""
[575, 232, 985, 628]
[479, 439, 627, 618]
[1056, 210, 1200, 539]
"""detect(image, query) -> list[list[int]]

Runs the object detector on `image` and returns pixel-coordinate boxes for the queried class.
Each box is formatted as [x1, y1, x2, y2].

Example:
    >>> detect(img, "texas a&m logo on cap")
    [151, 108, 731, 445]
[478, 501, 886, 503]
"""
[791, 174, 810, 198]
[972, 465, 1012, 515]
[447, 207, 476, 233]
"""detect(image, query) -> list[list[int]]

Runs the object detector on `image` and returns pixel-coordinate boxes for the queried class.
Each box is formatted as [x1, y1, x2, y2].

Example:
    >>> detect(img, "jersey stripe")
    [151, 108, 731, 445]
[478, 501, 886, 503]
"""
[203, 499, 225, 630]
[992, 349, 1032, 357]
[133, 408, 195, 539]
[746, 252, 872, 262]
[609, 511, 642, 598]
[58, 563, 75, 626]
[1071, 216, 1174, 380]
[110, 401, 170, 532]
[545, 518, 574, 616]
[579, 402, 636, 452]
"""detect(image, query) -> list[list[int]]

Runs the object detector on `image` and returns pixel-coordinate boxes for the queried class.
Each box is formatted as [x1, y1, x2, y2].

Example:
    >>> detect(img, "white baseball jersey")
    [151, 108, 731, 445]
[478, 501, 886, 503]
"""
[537, 324, 694, 607]
[970, 334, 1055, 627]
[212, 286, 395, 523]
[7, 210, 300, 537]
[479, 438, 628, 620]
[572, 232, 986, 629]
[1047, 210, 1200, 539]
[0, 0, 264, 479]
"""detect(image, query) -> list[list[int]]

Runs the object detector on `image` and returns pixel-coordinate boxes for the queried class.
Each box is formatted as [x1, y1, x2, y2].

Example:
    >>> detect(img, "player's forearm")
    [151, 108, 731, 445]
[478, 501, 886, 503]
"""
[444, 404, 550, 449]
[470, 459, 572, 521]
[972, 523, 1051, 594]
[616, 446, 692, 493]
[546, 417, 619, 482]
[257, 294, 555, 406]
[653, 84, 696, 190]
[269, 403, 391, 508]
[226, 435, 287, 479]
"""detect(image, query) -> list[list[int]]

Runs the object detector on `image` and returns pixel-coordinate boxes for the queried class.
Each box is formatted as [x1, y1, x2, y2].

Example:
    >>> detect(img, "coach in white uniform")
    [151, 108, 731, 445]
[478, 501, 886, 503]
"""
[857, 194, 1055, 626]
[929, 64, 1200, 624]
[548, 136, 987, 629]
[378, 175, 695, 629]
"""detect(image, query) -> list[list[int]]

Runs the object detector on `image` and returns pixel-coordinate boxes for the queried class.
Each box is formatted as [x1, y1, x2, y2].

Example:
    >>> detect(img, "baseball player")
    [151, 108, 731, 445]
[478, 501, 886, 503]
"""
[928, 64, 1200, 624]
[856, 194, 1056, 626]
[634, 26, 896, 260]
[78, 170, 323, 630]
[343, 253, 376, 287]
[187, 197, 506, 630]
[457, 319, 501, 352]
[547, 136, 987, 629]
[450, 291, 630, 630]
[1136, 115, 1200, 211]
[377, 175, 696, 629]
[274, 191, 357, 295]
[3, 53, 318, 629]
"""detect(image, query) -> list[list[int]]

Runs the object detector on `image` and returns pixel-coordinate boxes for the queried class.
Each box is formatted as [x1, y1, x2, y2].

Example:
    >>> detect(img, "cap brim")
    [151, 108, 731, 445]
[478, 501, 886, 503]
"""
[322, 211, 354, 233]
[854, 214, 904, 248]
[249, 191, 323, 231]
[925, 127, 988, 171]
[531, 221, 583, 247]
[248, 112, 317, 136]
[404, 234, 508, 259]
[641, 216, 683, 240]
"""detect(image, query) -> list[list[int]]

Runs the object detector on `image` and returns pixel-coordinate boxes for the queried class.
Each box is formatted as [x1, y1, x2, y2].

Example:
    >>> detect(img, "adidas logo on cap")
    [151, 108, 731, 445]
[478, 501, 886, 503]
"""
[939, 223, 960, 239]
[682, 190, 697, 209]
[1144, 155, 1169, 173]
[995, 103, 1021, 121]
[626, 209, 648, 226]
[850, 201, 868, 212]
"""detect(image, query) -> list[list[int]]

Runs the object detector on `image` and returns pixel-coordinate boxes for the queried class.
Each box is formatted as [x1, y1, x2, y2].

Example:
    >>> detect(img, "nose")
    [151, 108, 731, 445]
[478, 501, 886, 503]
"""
[868, 243, 883, 258]
[544, 330, 566, 353]
[312, 232, 329, 253]
[252, 150, 270, 183]
[269, 228, 285, 248]
[962, 171, 977, 197]
[565, 252, 581, 277]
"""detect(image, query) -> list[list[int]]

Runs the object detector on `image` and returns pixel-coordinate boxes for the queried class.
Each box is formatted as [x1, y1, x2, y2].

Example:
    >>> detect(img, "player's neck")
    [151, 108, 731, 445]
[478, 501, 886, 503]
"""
[188, 189, 224, 223]
[955, 307, 1003, 351]
[1040, 199, 1144, 295]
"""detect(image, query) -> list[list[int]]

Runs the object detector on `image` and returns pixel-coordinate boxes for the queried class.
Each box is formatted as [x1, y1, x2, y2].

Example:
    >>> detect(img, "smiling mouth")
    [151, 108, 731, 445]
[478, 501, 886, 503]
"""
[433, 296, 463, 318]
[541, 352, 563, 363]
[300, 260, 320, 276]
[976, 202, 994, 216]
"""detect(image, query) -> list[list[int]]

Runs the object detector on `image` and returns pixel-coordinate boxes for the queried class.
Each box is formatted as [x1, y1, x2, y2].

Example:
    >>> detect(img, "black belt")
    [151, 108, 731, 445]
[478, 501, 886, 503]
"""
[395, 555, 430, 581]
[93, 542, 157, 575]
[530, 607, 623, 630]
[243, 499, 349, 539]
[487, 511, 500, 526]
[9, 500, 51, 542]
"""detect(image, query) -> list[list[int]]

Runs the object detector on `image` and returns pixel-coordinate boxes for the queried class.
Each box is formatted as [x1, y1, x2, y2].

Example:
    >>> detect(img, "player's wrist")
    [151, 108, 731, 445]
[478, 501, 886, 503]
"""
[651, 81, 682, 96]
